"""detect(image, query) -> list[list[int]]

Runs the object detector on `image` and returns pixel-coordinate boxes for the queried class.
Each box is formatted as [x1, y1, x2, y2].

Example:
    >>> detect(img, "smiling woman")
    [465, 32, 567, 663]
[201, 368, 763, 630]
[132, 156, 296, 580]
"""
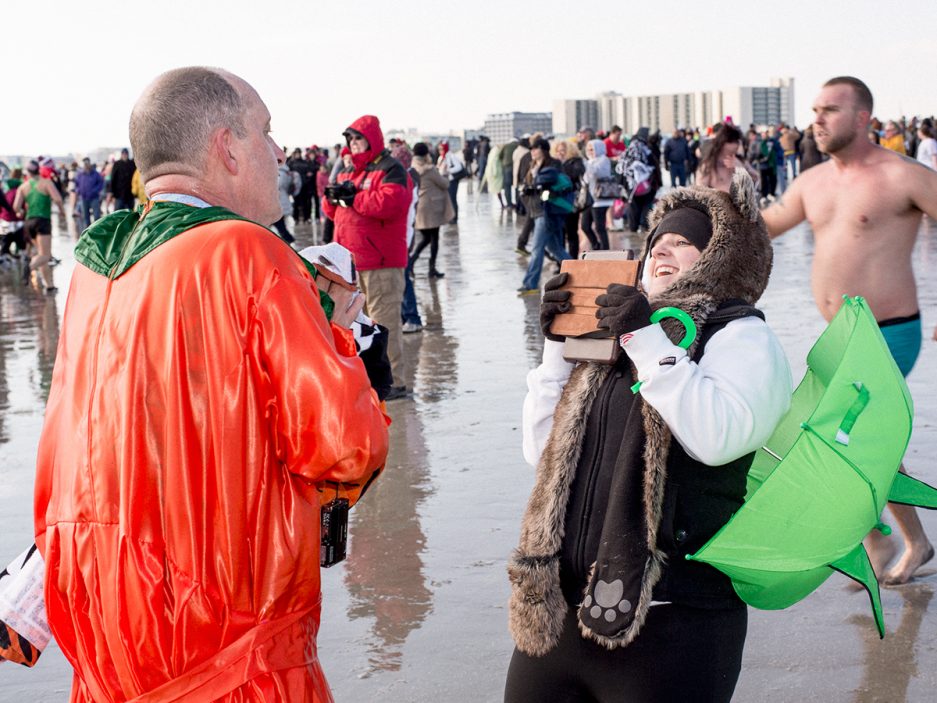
[509, 172, 793, 702]
[643, 206, 712, 296]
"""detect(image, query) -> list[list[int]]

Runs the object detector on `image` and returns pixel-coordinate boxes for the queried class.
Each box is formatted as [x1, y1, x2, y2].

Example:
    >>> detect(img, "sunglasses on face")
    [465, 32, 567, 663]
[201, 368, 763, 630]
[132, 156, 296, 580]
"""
[349, 135, 367, 142]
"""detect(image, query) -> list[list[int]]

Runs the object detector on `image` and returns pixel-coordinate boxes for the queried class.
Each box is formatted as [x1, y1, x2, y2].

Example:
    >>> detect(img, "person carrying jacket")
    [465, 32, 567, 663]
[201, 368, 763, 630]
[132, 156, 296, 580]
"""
[34, 67, 389, 703]
[322, 114, 413, 400]
[506, 171, 792, 702]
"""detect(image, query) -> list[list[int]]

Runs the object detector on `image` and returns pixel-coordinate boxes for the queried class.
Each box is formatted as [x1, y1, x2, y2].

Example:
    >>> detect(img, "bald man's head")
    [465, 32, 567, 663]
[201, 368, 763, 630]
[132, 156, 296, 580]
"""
[130, 67, 247, 181]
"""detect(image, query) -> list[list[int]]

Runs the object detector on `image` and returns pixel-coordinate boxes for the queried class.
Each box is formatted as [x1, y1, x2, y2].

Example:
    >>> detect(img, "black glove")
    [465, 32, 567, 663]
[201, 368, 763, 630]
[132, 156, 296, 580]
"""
[595, 284, 651, 339]
[521, 184, 539, 197]
[540, 272, 571, 342]
[324, 181, 357, 206]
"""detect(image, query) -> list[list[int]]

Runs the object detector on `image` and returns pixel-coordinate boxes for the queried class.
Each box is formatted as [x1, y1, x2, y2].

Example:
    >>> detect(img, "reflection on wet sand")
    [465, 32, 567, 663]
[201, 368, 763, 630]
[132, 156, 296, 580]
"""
[408, 277, 460, 404]
[850, 583, 934, 702]
[344, 408, 434, 674]
[0, 265, 62, 444]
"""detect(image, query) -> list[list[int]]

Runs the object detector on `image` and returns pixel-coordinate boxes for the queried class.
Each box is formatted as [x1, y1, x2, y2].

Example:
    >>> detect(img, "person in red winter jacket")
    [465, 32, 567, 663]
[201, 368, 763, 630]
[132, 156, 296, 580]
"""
[322, 115, 413, 400]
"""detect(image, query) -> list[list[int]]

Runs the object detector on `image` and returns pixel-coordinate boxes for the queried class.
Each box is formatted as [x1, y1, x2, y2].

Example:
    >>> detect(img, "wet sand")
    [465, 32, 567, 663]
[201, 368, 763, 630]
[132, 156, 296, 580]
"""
[2, 190, 937, 701]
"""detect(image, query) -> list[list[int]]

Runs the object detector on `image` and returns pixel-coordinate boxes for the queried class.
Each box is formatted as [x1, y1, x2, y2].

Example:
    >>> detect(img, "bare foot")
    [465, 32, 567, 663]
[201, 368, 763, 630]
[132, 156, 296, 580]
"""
[866, 530, 899, 576]
[846, 531, 898, 591]
[882, 542, 935, 586]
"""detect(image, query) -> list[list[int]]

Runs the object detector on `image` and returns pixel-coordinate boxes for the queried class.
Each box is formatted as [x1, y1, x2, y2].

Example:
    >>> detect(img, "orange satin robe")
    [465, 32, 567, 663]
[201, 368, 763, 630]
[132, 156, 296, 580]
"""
[34, 218, 389, 702]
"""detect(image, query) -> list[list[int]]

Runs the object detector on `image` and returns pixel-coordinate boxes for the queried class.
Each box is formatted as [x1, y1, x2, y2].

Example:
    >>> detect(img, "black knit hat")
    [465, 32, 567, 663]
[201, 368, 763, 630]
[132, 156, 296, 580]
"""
[648, 206, 713, 253]
[412, 142, 430, 157]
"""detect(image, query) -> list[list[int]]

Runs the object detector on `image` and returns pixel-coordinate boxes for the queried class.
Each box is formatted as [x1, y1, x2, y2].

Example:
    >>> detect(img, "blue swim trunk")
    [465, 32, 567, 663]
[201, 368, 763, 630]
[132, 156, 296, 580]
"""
[879, 313, 922, 377]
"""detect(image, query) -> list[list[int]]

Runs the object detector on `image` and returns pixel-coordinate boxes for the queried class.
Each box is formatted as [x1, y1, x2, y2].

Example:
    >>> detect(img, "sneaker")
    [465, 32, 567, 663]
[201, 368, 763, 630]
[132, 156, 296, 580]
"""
[516, 287, 540, 297]
[402, 322, 423, 334]
[385, 385, 409, 401]
[514, 247, 530, 256]
[429, 270, 445, 279]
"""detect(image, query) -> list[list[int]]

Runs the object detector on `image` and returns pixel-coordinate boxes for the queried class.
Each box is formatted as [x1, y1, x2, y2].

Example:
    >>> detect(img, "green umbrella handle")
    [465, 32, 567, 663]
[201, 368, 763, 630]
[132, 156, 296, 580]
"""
[631, 307, 697, 394]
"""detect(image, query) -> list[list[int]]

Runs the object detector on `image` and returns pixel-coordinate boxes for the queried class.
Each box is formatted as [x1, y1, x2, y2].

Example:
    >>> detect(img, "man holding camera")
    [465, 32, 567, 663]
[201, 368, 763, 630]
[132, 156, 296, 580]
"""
[323, 115, 413, 400]
[34, 67, 389, 702]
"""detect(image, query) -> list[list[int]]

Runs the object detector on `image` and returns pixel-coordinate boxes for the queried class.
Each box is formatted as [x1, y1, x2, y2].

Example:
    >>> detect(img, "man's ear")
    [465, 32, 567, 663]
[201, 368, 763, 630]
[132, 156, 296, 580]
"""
[213, 128, 239, 176]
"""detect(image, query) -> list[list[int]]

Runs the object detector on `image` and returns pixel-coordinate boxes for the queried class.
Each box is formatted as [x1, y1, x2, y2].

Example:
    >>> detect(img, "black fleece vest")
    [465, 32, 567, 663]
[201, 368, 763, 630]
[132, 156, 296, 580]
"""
[559, 303, 763, 610]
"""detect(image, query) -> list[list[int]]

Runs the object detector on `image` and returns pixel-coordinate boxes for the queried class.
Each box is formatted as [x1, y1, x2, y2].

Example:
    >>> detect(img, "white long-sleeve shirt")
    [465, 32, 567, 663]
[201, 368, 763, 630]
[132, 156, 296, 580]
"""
[522, 317, 793, 468]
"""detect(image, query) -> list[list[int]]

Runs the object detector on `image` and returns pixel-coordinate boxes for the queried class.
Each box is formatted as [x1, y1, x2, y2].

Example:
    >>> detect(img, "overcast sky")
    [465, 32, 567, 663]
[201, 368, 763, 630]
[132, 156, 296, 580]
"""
[4, 0, 936, 156]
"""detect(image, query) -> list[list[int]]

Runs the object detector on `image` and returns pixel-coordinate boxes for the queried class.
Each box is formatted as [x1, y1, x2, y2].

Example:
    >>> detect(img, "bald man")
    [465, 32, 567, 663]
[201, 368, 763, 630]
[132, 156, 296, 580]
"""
[34, 67, 388, 702]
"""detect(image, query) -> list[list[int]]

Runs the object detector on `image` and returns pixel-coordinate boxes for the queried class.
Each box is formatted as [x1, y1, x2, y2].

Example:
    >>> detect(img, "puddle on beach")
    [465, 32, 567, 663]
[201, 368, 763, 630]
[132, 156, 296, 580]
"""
[2, 193, 937, 701]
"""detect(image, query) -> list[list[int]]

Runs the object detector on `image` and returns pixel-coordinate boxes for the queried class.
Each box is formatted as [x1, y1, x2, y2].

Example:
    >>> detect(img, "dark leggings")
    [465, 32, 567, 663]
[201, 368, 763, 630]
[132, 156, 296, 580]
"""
[563, 211, 581, 259]
[448, 178, 460, 222]
[581, 206, 609, 250]
[410, 227, 440, 272]
[760, 168, 777, 199]
[504, 605, 747, 703]
[628, 193, 655, 232]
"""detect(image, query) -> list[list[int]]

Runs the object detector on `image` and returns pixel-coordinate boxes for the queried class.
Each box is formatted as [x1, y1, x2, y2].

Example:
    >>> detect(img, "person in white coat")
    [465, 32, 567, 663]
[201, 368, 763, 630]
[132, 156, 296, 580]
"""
[506, 171, 792, 703]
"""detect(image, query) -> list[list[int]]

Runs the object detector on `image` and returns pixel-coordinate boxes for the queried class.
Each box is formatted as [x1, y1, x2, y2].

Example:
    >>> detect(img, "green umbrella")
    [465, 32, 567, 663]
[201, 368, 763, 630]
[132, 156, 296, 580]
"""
[687, 296, 937, 638]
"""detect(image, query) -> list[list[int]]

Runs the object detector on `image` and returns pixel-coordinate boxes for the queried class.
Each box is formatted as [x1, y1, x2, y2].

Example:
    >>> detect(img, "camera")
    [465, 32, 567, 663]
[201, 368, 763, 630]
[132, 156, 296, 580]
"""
[320, 497, 350, 567]
[324, 181, 357, 207]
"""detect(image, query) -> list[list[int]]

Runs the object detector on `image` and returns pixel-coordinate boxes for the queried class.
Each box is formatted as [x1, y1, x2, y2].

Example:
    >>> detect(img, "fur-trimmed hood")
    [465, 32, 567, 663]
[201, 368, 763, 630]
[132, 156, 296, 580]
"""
[642, 168, 772, 308]
[509, 170, 772, 655]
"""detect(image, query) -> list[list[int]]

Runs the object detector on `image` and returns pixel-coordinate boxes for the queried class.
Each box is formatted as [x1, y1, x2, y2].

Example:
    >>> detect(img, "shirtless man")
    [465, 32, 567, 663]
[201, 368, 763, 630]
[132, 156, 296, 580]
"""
[763, 76, 937, 585]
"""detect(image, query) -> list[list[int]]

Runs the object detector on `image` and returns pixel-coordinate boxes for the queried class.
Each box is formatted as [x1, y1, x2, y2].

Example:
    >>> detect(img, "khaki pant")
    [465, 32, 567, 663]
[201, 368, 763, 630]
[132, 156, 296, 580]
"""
[359, 267, 406, 386]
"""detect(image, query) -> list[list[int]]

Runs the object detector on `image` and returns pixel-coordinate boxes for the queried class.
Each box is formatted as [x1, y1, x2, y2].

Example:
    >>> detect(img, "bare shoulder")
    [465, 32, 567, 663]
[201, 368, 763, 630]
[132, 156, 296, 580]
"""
[874, 147, 937, 209]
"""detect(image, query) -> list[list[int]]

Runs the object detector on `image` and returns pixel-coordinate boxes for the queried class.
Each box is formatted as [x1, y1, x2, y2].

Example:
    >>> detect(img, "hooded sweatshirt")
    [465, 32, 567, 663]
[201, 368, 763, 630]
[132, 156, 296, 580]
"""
[584, 139, 614, 208]
[321, 115, 413, 270]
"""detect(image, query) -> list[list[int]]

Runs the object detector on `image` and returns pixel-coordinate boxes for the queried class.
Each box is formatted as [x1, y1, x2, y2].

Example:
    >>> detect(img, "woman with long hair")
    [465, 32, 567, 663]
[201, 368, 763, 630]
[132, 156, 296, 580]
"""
[697, 123, 759, 193]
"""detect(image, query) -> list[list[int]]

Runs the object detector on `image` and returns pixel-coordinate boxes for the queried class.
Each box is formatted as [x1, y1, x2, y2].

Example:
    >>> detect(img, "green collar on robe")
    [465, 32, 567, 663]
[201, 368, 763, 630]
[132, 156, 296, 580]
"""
[73, 200, 334, 319]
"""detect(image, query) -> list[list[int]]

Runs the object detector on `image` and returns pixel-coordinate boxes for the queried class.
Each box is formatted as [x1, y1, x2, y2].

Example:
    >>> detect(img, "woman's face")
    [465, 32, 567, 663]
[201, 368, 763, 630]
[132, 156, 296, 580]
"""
[555, 142, 568, 160]
[645, 232, 702, 296]
[718, 140, 739, 167]
[586, 142, 596, 159]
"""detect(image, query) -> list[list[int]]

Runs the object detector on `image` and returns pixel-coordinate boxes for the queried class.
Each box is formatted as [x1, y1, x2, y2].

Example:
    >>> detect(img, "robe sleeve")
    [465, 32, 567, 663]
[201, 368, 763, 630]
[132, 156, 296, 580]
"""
[253, 271, 389, 507]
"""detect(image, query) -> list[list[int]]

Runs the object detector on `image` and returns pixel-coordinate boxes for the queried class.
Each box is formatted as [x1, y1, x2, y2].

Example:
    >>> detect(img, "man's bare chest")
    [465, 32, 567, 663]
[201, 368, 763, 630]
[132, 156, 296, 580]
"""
[802, 179, 910, 236]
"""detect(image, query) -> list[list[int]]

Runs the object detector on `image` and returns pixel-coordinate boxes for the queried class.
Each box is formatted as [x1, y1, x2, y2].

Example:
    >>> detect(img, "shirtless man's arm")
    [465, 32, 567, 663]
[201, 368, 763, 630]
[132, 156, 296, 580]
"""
[761, 167, 812, 238]
[905, 161, 937, 339]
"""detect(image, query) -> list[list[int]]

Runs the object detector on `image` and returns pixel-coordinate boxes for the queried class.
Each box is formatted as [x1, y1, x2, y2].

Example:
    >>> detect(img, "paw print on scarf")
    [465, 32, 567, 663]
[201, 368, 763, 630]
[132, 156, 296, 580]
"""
[583, 579, 632, 623]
